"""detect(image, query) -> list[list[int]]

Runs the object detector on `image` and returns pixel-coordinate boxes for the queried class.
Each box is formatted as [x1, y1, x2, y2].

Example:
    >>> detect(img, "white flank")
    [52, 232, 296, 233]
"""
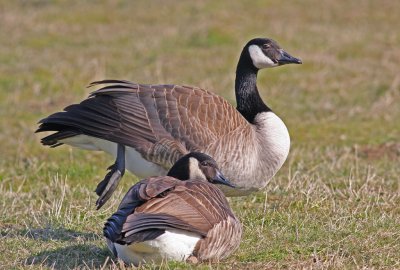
[113, 229, 201, 266]
[248, 45, 277, 69]
[60, 135, 167, 178]
[254, 111, 290, 169]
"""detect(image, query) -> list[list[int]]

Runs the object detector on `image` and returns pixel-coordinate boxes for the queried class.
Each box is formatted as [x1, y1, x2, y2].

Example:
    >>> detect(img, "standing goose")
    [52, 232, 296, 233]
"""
[104, 152, 241, 266]
[36, 38, 302, 208]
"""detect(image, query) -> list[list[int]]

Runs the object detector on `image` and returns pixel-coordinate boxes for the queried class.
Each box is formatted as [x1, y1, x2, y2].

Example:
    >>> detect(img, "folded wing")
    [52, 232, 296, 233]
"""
[104, 176, 234, 245]
[37, 80, 247, 168]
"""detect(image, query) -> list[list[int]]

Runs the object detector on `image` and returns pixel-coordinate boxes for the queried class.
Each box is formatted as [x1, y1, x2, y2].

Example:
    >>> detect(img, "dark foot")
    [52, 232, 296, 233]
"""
[95, 164, 123, 209]
[95, 144, 125, 209]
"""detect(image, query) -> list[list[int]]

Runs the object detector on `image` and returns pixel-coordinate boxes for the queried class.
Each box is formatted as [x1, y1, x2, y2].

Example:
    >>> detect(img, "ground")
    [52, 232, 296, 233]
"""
[0, 1, 399, 269]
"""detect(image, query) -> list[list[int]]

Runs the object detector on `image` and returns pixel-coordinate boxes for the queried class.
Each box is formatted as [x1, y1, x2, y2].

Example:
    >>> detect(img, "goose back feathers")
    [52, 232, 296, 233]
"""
[39, 81, 247, 169]
[104, 153, 242, 265]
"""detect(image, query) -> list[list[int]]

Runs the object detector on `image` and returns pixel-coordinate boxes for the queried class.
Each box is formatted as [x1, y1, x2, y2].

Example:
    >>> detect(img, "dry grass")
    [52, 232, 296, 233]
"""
[0, 1, 399, 269]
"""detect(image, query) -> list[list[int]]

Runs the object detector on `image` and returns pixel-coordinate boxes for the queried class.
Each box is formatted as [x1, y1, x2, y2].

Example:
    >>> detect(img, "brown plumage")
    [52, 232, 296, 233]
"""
[37, 38, 302, 208]
[74, 81, 247, 167]
[104, 152, 242, 265]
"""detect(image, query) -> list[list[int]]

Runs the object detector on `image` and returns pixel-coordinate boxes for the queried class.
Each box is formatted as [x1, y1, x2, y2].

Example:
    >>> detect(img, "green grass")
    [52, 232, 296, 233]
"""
[1, 1, 399, 269]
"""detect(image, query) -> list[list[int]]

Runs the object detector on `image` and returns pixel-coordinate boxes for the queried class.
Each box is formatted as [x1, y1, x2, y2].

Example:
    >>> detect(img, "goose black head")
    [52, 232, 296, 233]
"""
[243, 38, 302, 70]
[167, 152, 235, 188]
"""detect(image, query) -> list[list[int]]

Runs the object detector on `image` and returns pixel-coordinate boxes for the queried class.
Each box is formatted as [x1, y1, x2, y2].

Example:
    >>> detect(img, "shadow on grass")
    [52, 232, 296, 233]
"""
[2, 226, 99, 242]
[25, 244, 112, 269]
[1, 226, 116, 269]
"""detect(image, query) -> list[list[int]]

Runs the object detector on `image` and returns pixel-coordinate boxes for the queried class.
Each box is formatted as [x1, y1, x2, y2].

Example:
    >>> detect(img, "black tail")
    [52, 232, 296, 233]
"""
[37, 128, 80, 147]
[36, 94, 121, 147]
[103, 183, 146, 244]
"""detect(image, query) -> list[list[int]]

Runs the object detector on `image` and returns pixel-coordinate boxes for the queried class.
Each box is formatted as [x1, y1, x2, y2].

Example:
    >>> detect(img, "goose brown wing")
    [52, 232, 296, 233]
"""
[104, 176, 181, 243]
[106, 177, 234, 244]
[38, 80, 247, 167]
[89, 80, 247, 152]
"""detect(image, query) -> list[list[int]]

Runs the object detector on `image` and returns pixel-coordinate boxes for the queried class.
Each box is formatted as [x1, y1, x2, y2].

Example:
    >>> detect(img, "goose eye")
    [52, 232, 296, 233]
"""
[262, 44, 270, 49]
[200, 161, 209, 166]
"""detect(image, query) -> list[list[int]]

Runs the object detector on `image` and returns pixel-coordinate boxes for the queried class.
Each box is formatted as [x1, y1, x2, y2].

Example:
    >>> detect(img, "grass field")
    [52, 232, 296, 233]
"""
[1, 1, 399, 269]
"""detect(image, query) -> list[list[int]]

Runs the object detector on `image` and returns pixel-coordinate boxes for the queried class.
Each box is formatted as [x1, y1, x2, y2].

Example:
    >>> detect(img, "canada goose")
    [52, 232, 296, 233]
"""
[104, 152, 241, 266]
[36, 38, 302, 208]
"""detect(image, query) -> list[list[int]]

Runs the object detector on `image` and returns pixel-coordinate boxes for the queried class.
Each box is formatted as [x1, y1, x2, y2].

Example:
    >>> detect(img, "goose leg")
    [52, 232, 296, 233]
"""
[95, 143, 125, 209]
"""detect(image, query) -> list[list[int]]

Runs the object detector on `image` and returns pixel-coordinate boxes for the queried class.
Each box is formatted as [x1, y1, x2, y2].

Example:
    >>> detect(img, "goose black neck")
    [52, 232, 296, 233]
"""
[167, 156, 190, 180]
[235, 55, 270, 123]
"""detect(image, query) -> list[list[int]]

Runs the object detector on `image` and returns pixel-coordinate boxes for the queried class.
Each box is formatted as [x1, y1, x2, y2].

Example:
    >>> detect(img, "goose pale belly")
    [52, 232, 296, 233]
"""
[110, 229, 201, 266]
[61, 134, 257, 196]
[206, 111, 290, 195]
[60, 135, 167, 179]
[60, 111, 289, 195]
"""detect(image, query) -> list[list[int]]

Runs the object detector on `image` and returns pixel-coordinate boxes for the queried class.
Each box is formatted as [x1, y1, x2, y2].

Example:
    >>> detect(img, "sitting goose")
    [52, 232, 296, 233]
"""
[104, 152, 242, 266]
[36, 38, 302, 208]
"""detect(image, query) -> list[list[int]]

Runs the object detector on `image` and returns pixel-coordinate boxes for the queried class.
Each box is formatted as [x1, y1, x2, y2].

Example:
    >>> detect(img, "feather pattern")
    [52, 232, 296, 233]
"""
[37, 81, 286, 191]
[104, 176, 242, 261]
[37, 38, 300, 196]
[38, 81, 251, 173]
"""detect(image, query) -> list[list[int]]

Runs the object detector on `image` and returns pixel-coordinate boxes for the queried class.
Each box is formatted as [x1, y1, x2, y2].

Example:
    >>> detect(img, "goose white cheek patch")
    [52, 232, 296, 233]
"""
[189, 157, 206, 180]
[248, 45, 277, 69]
